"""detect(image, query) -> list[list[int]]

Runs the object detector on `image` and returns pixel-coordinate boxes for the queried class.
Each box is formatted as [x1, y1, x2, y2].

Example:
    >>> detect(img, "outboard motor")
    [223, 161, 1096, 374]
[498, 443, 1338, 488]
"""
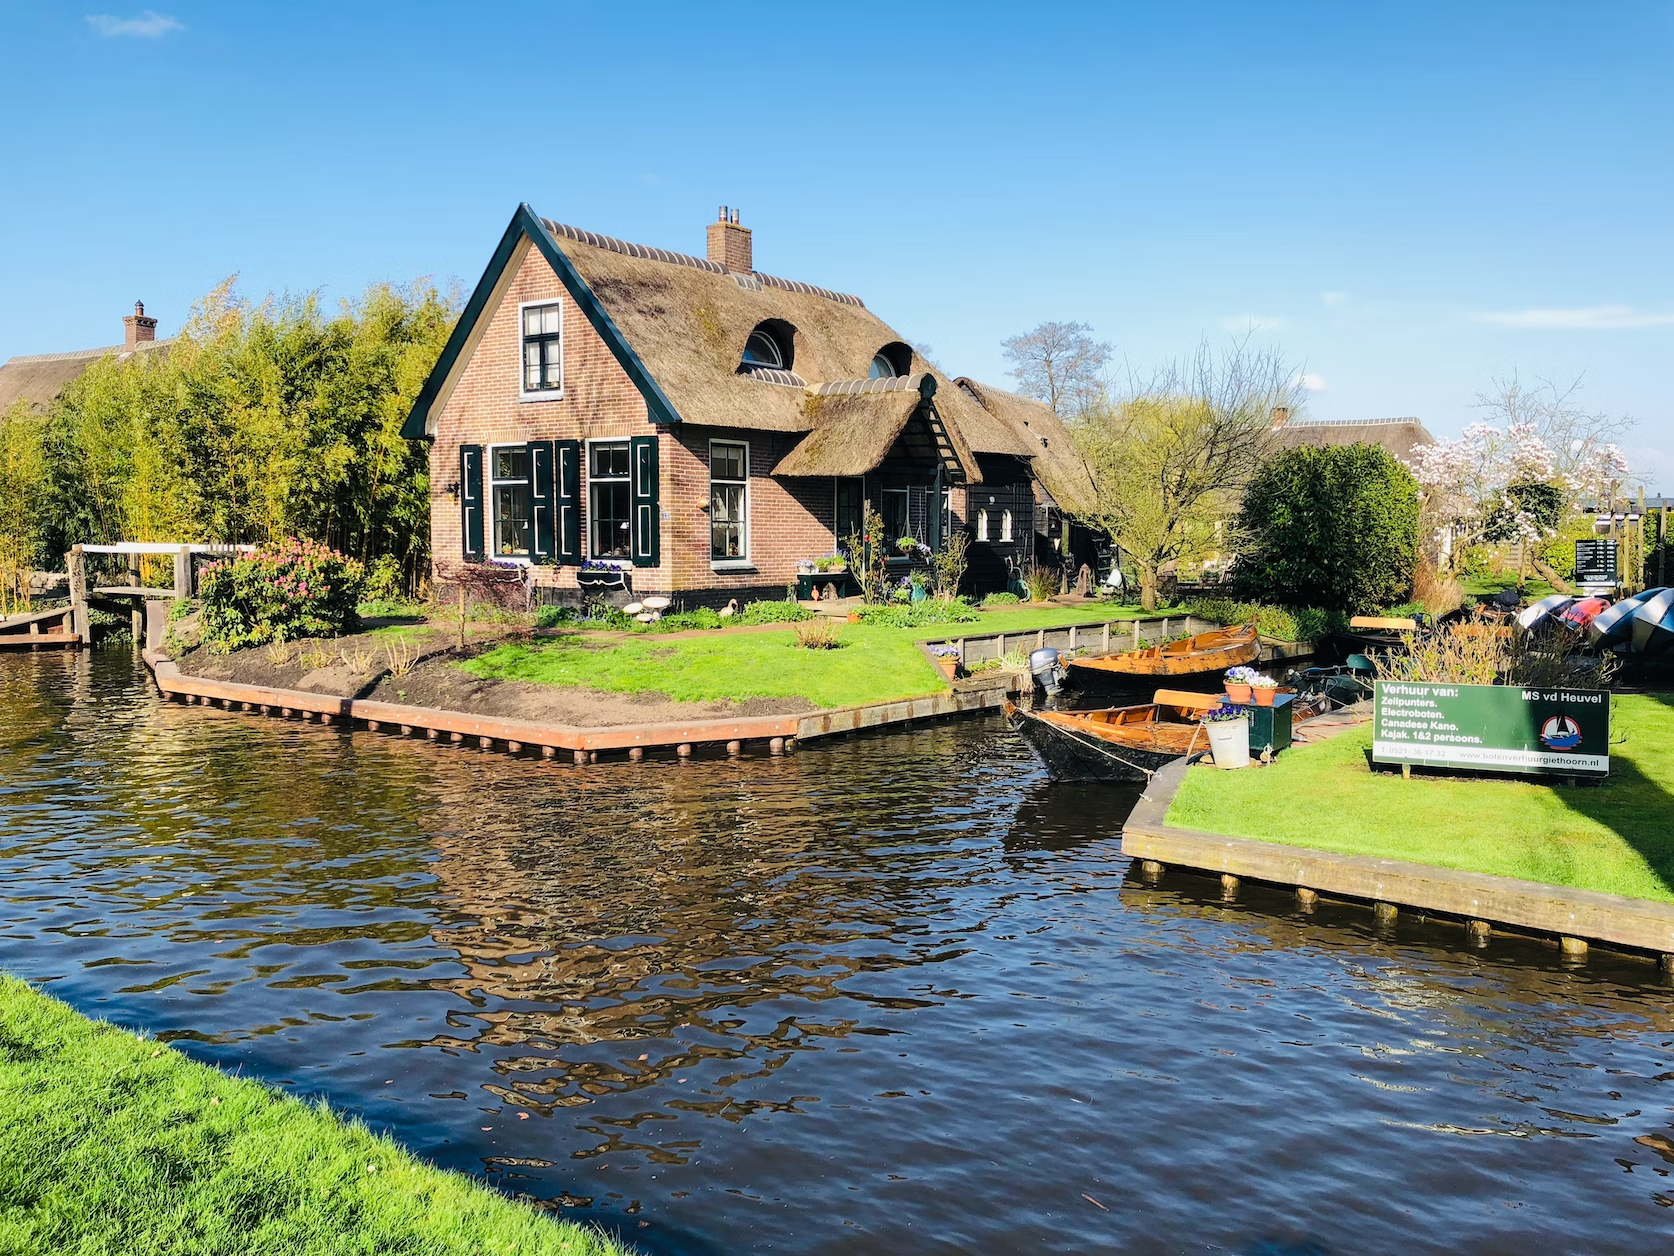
[1029, 646, 1066, 698]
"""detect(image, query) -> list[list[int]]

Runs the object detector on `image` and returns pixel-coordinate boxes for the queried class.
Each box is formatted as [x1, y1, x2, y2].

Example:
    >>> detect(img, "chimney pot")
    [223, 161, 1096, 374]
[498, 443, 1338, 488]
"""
[123, 300, 159, 351]
[1270, 405, 1291, 430]
[706, 207, 752, 273]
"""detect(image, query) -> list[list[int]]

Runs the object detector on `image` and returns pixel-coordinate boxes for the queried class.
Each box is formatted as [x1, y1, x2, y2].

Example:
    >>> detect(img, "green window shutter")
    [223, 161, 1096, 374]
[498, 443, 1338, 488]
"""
[630, 434, 660, 568]
[460, 444, 485, 561]
[555, 439, 582, 565]
[528, 440, 555, 564]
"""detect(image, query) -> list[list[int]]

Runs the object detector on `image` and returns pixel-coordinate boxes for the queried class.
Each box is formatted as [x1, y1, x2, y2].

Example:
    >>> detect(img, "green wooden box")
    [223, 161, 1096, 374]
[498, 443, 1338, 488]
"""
[1247, 693, 1294, 756]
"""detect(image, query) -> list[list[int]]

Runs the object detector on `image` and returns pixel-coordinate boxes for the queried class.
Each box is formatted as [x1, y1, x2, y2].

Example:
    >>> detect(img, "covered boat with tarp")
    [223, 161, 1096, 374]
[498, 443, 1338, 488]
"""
[1586, 588, 1667, 647]
[1562, 596, 1612, 634]
[1067, 623, 1259, 688]
[1333, 614, 1424, 657]
[1005, 688, 1222, 782]
[1517, 594, 1576, 632]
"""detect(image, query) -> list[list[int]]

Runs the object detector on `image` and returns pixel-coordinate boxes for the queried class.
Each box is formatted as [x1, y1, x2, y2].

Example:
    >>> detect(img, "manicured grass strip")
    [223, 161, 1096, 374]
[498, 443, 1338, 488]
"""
[0, 977, 628, 1256]
[909, 603, 1158, 639]
[462, 624, 946, 708]
[1166, 694, 1674, 904]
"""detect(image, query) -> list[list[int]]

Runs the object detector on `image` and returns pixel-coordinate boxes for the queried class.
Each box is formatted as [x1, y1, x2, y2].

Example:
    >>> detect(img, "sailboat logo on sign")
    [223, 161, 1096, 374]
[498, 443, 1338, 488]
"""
[1539, 714, 1584, 751]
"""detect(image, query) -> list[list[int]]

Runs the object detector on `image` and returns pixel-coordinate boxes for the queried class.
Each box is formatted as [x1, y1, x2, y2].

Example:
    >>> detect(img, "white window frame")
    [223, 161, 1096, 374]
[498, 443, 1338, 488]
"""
[488, 442, 534, 565]
[1001, 507, 1014, 543]
[584, 436, 633, 565]
[976, 507, 990, 542]
[709, 439, 753, 571]
[518, 299, 564, 401]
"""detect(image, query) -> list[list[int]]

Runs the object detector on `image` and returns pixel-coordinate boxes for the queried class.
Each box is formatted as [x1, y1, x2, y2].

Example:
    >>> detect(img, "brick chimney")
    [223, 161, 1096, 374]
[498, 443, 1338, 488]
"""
[706, 206, 752, 273]
[1270, 405, 1291, 430]
[123, 300, 158, 351]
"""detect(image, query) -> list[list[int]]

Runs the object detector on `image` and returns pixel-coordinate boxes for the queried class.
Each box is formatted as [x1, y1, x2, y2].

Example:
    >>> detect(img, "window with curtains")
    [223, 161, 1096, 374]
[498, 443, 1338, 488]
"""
[1001, 508, 1014, 542]
[589, 441, 632, 558]
[976, 508, 990, 542]
[710, 441, 749, 561]
[490, 445, 532, 558]
[521, 302, 562, 394]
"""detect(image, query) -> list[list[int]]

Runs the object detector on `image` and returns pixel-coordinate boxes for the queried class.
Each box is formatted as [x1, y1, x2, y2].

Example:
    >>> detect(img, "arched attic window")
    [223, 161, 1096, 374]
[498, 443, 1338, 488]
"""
[869, 341, 913, 379]
[738, 320, 795, 374]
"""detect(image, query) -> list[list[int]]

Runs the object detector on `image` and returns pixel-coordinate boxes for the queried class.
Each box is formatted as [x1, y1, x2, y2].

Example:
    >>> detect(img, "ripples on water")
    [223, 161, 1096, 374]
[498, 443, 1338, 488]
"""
[4, 650, 1674, 1253]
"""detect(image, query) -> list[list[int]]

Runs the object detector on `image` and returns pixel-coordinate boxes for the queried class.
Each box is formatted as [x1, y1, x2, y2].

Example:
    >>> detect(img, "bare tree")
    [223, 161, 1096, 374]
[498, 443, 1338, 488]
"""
[1068, 339, 1301, 609]
[1001, 321, 1111, 416]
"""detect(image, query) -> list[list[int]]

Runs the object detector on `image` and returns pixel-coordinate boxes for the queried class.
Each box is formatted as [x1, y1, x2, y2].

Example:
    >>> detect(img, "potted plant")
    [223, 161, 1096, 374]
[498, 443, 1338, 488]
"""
[814, 554, 848, 574]
[1250, 674, 1279, 706]
[928, 643, 961, 680]
[897, 536, 921, 555]
[1202, 704, 1251, 769]
[1224, 665, 1258, 703]
[576, 560, 628, 591]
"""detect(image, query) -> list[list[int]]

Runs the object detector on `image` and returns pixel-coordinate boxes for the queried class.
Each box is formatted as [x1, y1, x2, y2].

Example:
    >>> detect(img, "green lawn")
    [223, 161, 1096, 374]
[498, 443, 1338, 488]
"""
[0, 976, 626, 1256]
[1462, 573, 1560, 601]
[1167, 694, 1674, 904]
[464, 623, 946, 708]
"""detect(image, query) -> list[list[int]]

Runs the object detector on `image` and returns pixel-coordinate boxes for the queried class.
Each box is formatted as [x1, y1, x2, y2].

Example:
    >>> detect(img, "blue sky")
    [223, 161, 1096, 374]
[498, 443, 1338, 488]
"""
[2, 2, 1670, 487]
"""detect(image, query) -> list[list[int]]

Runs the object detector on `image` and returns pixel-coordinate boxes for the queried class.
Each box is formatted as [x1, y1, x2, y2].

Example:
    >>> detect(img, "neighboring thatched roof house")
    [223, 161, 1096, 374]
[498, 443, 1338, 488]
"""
[404, 205, 1086, 602]
[0, 303, 168, 416]
[1272, 413, 1435, 462]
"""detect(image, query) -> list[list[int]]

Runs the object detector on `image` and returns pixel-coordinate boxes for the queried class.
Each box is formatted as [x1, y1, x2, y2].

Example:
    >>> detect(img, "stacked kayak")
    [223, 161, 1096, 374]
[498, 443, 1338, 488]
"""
[1561, 596, 1613, 633]
[1517, 594, 1576, 631]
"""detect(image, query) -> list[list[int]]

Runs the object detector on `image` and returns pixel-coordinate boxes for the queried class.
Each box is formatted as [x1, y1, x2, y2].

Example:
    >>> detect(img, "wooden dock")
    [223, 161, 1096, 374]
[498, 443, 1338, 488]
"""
[923, 615, 1315, 669]
[1122, 757, 1674, 966]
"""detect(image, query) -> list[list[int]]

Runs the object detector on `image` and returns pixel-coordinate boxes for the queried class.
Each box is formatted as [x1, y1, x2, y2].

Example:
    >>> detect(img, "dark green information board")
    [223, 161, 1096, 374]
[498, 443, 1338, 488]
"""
[1372, 682, 1610, 777]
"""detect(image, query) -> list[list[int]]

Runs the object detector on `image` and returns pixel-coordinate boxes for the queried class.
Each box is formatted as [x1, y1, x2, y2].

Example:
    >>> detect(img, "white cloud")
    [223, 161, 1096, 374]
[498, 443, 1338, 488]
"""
[1320, 291, 1348, 308]
[1219, 314, 1284, 333]
[1472, 305, 1674, 330]
[86, 11, 182, 37]
[1292, 372, 1328, 392]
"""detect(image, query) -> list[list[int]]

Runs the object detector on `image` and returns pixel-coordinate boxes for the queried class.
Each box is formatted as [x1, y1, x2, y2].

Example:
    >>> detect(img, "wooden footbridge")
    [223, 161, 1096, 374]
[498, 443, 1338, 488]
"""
[0, 542, 251, 650]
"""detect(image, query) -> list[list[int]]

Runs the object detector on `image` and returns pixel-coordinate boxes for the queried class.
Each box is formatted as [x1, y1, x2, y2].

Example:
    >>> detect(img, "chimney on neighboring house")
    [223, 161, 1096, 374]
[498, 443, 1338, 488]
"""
[123, 300, 158, 351]
[1270, 405, 1291, 430]
[706, 206, 752, 273]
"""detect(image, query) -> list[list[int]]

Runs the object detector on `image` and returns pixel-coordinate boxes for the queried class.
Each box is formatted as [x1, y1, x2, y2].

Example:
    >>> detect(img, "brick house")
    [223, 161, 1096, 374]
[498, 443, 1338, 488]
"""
[401, 205, 1088, 605]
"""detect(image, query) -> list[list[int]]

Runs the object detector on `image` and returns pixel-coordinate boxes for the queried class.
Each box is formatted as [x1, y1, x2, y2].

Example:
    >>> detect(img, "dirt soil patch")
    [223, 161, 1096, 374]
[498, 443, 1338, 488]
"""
[173, 630, 814, 725]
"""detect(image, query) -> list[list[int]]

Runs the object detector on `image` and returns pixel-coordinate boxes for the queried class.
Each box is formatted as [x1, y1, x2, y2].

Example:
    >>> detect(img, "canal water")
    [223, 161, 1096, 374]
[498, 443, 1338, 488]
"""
[4, 648, 1674, 1254]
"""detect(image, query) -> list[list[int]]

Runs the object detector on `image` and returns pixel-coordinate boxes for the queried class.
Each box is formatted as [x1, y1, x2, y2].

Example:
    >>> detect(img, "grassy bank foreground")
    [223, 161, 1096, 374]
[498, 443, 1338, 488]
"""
[0, 977, 627, 1256]
[465, 623, 948, 708]
[1167, 694, 1674, 905]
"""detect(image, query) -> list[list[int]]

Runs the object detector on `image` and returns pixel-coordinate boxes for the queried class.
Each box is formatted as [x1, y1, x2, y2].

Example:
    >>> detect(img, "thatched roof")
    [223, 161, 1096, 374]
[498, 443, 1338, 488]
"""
[771, 374, 979, 480]
[1274, 417, 1434, 462]
[953, 378, 1094, 511]
[0, 340, 169, 416]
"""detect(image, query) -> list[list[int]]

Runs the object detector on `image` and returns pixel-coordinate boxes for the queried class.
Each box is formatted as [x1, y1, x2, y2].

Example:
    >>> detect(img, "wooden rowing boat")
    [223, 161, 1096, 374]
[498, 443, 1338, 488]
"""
[1006, 689, 1223, 782]
[1067, 623, 1259, 684]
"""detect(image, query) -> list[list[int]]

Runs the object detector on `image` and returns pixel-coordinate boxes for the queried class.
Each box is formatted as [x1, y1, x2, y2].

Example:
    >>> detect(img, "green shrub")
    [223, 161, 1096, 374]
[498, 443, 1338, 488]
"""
[635, 607, 722, 633]
[534, 605, 577, 628]
[855, 599, 981, 628]
[1456, 545, 1493, 579]
[738, 600, 814, 625]
[198, 539, 364, 652]
[1187, 597, 1347, 644]
[1233, 443, 1420, 613]
[981, 591, 1021, 606]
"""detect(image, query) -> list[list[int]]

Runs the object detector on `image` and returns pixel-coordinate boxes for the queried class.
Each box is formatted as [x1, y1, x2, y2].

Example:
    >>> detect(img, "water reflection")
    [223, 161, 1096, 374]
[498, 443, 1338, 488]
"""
[4, 650, 1674, 1253]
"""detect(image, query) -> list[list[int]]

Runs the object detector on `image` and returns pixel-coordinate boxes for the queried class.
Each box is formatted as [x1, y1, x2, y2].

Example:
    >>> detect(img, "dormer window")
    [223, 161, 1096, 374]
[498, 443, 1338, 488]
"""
[738, 319, 796, 375]
[742, 330, 784, 370]
[521, 302, 562, 395]
[869, 341, 912, 379]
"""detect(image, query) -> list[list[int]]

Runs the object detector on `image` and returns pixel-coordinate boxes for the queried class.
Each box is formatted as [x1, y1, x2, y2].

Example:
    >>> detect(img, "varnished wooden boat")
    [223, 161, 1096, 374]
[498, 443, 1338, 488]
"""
[1005, 689, 1222, 782]
[1067, 623, 1259, 685]
[1330, 614, 1423, 657]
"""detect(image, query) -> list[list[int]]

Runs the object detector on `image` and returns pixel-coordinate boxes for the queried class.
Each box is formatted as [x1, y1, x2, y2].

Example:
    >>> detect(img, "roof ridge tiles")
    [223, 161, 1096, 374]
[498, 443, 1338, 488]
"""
[542, 217, 864, 308]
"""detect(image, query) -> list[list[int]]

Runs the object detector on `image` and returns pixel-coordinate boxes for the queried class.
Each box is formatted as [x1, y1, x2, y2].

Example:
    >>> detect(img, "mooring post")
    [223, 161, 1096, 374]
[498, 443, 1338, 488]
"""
[173, 546, 191, 599]
[126, 550, 144, 640]
[1660, 953, 1674, 981]
[1559, 936, 1588, 960]
[1401, 763, 1412, 780]
[1296, 887, 1318, 912]
[67, 546, 89, 645]
[1466, 920, 1491, 948]
[1220, 873, 1239, 900]
[1374, 901, 1398, 928]
[1132, 621, 1141, 649]
[1102, 622, 1110, 653]
[1140, 859, 1164, 883]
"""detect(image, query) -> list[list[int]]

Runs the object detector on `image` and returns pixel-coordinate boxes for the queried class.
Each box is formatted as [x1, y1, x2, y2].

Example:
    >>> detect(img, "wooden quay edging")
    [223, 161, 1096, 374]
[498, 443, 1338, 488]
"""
[143, 650, 1013, 764]
[1122, 758, 1674, 967]
[922, 614, 1315, 669]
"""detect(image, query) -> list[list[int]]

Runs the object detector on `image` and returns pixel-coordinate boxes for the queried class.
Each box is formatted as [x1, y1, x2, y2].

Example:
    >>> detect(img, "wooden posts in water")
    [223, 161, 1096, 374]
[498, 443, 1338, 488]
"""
[173, 546, 192, 599]
[67, 547, 89, 644]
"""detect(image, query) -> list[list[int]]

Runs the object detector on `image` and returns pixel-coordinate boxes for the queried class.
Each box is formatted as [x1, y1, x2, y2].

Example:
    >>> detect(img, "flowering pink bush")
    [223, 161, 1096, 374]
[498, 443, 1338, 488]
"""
[198, 539, 365, 652]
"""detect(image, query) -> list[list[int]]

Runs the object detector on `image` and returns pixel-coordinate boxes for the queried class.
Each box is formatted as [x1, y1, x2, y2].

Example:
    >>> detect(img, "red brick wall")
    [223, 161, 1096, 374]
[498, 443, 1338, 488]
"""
[428, 244, 843, 604]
